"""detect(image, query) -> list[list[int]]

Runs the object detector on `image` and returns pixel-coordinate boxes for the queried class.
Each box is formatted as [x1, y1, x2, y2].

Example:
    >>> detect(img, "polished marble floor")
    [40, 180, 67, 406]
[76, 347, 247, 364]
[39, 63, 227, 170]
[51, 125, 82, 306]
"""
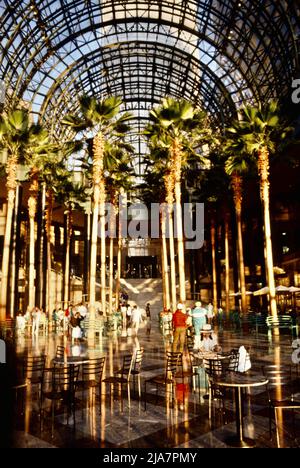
[3, 318, 300, 449]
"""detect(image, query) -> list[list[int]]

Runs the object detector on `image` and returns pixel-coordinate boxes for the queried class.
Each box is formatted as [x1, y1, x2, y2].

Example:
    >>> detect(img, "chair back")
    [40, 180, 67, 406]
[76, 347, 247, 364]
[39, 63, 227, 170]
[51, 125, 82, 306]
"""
[24, 355, 46, 382]
[166, 351, 183, 379]
[263, 364, 293, 401]
[133, 348, 144, 373]
[55, 346, 65, 359]
[119, 354, 134, 382]
[227, 349, 240, 372]
[50, 365, 79, 395]
[82, 357, 105, 382]
[203, 356, 224, 377]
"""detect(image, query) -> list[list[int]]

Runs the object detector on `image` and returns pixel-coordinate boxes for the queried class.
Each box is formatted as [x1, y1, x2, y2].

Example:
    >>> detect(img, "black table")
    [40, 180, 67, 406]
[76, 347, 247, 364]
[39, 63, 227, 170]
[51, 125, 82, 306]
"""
[213, 372, 268, 448]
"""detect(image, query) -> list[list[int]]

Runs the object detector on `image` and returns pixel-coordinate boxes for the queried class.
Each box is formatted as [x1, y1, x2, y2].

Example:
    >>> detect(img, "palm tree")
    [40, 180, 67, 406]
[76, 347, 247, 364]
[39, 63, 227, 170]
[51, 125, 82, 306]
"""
[104, 146, 134, 314]
[0, 109, 48, 319]
[223, 144, 254, 314]
[227, 100, 293, 317]
[62, 95, 132, 318]
[54, 175, 87, 309]
[141, 147, 176, 310]
[139, 165, 171, 310]
[145, 98, 211, 306]
[192, 162, 230, 314]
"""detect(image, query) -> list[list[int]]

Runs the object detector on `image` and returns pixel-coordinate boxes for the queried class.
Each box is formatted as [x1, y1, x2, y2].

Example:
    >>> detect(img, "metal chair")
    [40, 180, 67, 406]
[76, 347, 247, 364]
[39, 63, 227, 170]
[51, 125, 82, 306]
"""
[23, 355, 46, 404]
[103, 354, 134, 409]
[40, 364, 79, 436]
[144, 351, 183, 410]
[263, 364, 300, 447]
[76, 357, 105, 412]
[203, 357, 228, 421]
[131, 348, 144, 398]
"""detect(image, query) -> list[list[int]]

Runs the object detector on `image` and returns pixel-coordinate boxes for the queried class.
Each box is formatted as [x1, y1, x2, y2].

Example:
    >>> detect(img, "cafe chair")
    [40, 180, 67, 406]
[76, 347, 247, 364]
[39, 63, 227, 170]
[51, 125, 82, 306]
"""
[23, 355, 46, 404]
[144, 351, 183, 410]
[131, 348, 144, 398]
[103, 354, 135, 409]
[76, 357, 106, 412]
[40, 364, 79, 436]
[203, 357, 228, 421]
[263, 364, 300, 447]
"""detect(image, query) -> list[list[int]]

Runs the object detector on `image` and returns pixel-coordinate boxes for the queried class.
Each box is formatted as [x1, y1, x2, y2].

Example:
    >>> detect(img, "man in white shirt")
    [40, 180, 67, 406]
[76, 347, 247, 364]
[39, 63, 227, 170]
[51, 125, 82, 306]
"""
[131, 305, 143, 334]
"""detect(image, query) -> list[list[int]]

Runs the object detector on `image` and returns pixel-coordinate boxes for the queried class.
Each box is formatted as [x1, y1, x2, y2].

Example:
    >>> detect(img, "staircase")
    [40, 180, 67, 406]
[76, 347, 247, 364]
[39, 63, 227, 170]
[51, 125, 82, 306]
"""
[119, 278, 163, 314]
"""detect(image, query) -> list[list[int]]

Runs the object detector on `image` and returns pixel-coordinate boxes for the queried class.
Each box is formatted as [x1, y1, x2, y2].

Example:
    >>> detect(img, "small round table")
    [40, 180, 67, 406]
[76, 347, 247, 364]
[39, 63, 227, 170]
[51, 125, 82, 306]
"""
[213, 372, 268, 448]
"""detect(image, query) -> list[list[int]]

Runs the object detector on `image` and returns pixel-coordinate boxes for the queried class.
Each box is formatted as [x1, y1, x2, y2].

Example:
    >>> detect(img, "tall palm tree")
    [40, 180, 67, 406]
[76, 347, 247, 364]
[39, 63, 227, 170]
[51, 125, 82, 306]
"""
[145, 98, 211, 306]
[54, 175, 87, 309]
[192, 162, 230, 314]
[139, 165, 171, 310]
[0, 109, 48, 319]
[104, 146, 134, 314]
[141, 147, 176, 310]
[227, 100, 293, 317]
[62, 95, 132, 318]
[223, 145, 254, 314]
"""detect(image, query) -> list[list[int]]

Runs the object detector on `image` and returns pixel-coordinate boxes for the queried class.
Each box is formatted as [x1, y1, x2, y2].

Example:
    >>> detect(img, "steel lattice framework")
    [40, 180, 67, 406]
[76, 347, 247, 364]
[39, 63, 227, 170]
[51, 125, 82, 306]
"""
[0, 0, 299, 175]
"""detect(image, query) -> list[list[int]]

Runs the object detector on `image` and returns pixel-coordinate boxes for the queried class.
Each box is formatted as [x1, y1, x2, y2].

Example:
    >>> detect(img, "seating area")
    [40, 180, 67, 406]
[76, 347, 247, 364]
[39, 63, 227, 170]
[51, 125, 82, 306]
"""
[1, 316, 299, 449]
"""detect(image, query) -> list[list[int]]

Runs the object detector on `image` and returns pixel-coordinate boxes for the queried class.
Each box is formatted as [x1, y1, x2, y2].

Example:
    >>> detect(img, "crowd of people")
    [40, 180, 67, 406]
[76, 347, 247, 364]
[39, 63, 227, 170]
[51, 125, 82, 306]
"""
[14, 289, 151, 340]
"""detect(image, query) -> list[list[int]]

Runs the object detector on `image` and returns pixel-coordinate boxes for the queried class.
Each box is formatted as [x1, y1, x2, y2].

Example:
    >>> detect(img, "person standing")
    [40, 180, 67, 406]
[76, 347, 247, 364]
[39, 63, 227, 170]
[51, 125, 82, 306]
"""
[32, 306, 41, 336]
[207, 302, 214, 324]
[172, 303, 187, 353]
[121, 302, 127, 329]
[190, 301, 207, 350]
[145, 303, 151, 320]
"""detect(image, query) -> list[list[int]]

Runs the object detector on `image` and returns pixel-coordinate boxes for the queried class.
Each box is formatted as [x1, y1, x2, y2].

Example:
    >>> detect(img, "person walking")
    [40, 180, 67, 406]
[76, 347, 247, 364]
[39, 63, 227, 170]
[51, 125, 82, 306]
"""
[172, 303, 187, 353]
[131, 305, 143, 334]
[145, 303, 151, 320]
[190, 301, 207, 350]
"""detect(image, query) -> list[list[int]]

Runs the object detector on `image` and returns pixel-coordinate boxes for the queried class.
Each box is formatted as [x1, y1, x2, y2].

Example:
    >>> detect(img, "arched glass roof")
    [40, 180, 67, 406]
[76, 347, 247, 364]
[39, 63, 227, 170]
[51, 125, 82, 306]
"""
[0, 0, 299, 176]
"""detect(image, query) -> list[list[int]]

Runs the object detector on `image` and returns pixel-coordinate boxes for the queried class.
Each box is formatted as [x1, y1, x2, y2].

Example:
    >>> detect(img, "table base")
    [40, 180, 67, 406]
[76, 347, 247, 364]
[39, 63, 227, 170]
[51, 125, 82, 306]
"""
[225, 436, 255, 448]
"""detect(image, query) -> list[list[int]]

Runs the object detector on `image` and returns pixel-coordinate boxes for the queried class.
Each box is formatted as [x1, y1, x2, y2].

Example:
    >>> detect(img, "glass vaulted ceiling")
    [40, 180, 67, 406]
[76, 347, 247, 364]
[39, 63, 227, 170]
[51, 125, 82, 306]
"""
[0, 0, 299, 177]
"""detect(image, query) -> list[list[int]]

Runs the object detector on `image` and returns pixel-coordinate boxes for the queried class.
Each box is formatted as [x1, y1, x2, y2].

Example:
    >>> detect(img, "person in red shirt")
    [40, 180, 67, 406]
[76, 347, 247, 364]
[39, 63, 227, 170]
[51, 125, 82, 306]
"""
[172, 303, 187, 353]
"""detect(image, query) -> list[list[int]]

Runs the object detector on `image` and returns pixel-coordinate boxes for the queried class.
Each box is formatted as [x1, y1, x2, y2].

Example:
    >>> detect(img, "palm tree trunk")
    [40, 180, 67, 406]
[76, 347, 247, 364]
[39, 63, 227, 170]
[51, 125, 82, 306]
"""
[164, 173, 176, 310]
[36, 184, 46, 309]
[108, 200, 116, 315]
[224, 213, 230, 315]
[115, 207, 122, 311]
[231, 174, 247, 314]
[9, 184, 20, 318]
[210, 217, 218, 315]
[0, 155, 18, 320]
[28, 171, 39, 310]
[161, 204, 170, 310]
[258, 148, 277, 317]
[168, 207, 177, 310]
[46, 190, 53, 324]
[89, 134, 104, 320]
[99, 184, 106, 315]
[173, 139, 186, 304]
[63, 207, 72, 309]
